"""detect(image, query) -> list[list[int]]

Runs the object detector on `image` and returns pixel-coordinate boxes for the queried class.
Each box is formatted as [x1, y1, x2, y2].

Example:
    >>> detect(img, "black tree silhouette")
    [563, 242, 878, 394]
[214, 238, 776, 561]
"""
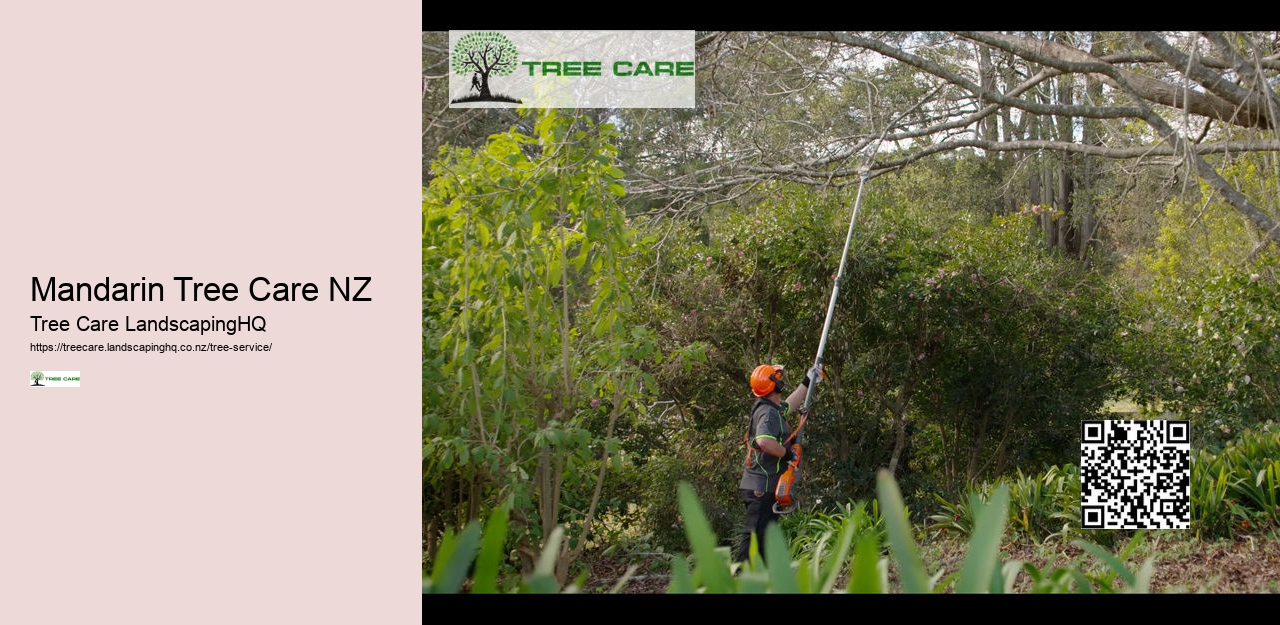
[451, 32, 519, 103]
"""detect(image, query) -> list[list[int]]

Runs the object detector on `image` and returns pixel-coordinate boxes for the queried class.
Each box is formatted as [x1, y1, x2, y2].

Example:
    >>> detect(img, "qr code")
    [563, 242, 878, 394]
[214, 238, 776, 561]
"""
[1080, 420, 1190, 529]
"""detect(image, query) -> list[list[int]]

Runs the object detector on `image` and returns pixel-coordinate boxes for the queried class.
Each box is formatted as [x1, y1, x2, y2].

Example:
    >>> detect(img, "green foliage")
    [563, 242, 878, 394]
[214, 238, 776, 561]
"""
[878, 470, 934, 592]
[637, 444, 739, 552]
[423, 109, 658, 577]
[816, 205, 1119, 495]
[1133, 153, 1280, 283]
[423, 517, 481, 594]
[667, 478, 888, 594]
[879, 150, 1014, 221]
[876, 470, 1152, 594]
[451, 32, 519, 77]
[927, 429, 1280, 545]
[887, 211, 1118, 486]
[421, 36, 1280, 594]
[1008, 465, 1079, 540]
[784, 499, 886, 561]
[1115, 263, 1280, 448]
[423, 507, 594, 594]
[668, 471, 1152, 593]
[627, 183, 1122, 528]
[1072, 532, 1155, 593]
[1118, 152, 1280, 447]
[929, 464, 1115, 546]
[424, 473, 1159, 594]
[1189, 423, 1280, 538]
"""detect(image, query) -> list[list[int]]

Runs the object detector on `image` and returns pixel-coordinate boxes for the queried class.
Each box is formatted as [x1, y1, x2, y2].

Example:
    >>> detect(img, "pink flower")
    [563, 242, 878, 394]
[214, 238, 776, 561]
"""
[793, 283, 802, 291]
[590, 399, 600, 408]
[917, 353, 925, 361]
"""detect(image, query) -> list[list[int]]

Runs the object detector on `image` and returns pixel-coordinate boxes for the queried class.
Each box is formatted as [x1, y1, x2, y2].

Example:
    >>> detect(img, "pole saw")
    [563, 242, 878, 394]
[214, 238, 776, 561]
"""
[773, 165, 873, 515]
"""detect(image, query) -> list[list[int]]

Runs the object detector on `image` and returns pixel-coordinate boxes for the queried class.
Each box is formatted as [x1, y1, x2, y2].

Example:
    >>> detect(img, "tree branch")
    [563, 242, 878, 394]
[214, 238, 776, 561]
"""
[1134, 31, 1272, 127]
[957, 31, 1272, 129]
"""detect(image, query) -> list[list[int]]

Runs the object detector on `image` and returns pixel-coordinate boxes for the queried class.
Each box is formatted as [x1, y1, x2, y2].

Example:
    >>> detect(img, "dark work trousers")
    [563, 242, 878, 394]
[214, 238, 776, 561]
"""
[733, 488, 780, 563]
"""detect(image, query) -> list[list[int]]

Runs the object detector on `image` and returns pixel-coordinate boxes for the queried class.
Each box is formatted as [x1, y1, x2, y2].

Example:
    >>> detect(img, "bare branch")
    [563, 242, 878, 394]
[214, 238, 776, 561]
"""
[1135, 31, 1272, 127]
[794, 31, 1145, 120]
[957, 31, 1273, 129]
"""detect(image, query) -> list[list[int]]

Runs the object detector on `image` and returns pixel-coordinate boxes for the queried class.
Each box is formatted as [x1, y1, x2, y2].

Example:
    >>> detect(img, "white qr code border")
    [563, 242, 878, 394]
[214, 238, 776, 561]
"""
[1080, 419, 1191, 530]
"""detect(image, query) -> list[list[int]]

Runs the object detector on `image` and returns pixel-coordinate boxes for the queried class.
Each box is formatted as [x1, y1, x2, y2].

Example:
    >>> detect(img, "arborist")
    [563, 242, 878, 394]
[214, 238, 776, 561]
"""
[730, 165, 875, 564]
[734, 363, 821, 563]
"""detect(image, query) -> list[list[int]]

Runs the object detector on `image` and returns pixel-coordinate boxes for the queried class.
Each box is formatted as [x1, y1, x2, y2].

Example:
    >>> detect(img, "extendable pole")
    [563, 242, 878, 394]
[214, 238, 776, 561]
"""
[772, 167, 872, 516]
[801, 166, 870, 416]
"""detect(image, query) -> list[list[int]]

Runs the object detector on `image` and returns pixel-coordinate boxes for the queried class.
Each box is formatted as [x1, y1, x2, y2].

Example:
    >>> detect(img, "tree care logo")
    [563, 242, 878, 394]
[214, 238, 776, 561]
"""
[447, 31, 695, 109]
[30, 371, 80, 387]
[450, 32, 522, 105]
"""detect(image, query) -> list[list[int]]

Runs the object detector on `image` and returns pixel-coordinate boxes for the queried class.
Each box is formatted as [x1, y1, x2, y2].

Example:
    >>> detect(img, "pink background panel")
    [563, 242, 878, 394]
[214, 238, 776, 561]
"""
[1, 3, 422, 623]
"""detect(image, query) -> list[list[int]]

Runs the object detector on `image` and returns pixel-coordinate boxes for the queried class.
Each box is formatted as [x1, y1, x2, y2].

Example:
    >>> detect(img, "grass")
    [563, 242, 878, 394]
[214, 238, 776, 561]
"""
[449, 93, 522, 104]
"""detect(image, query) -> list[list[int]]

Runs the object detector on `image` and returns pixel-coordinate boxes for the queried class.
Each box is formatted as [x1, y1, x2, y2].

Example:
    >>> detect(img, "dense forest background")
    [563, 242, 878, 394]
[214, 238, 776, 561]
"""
[422, 32, 1280, 588]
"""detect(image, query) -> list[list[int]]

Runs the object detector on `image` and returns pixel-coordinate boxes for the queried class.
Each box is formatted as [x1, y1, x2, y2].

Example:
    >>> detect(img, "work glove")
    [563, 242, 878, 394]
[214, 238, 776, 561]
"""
[781, 444, 798, 466]
[803, 365, 824, 388]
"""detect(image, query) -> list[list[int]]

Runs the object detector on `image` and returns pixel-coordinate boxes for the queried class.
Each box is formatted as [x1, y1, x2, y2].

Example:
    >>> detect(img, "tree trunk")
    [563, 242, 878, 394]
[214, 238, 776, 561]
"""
[966, 410, 990, 482]
[1052, 40, 1077, 257]
[1077, 33, 1106, 263]
[937, 413, 952, 492]
[468, 476, 481, 522]
[887, 409, 908, 477]
[424, 516, 438, 564]
[1042, 167, 1056, 249]
[1058, 153, 1074, 253]
[979, 44, 999, 143]
[886, 373, 916, 475]
[443, 473, 457, 527]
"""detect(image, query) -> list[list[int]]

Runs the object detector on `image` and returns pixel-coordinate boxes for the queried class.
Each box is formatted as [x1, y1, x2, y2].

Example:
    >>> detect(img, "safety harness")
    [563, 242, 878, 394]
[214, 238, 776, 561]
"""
[741, 397, 810, 514]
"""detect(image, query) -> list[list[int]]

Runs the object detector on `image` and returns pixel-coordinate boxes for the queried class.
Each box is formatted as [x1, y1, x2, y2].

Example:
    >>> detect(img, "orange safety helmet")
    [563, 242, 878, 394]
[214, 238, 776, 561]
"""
[749, 364, 786, 397]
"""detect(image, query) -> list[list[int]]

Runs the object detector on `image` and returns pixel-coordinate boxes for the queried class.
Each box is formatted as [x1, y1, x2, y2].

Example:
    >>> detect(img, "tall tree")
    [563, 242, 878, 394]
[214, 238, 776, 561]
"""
[423, 110, 657, 583]
[619, 32, 1280, 250]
